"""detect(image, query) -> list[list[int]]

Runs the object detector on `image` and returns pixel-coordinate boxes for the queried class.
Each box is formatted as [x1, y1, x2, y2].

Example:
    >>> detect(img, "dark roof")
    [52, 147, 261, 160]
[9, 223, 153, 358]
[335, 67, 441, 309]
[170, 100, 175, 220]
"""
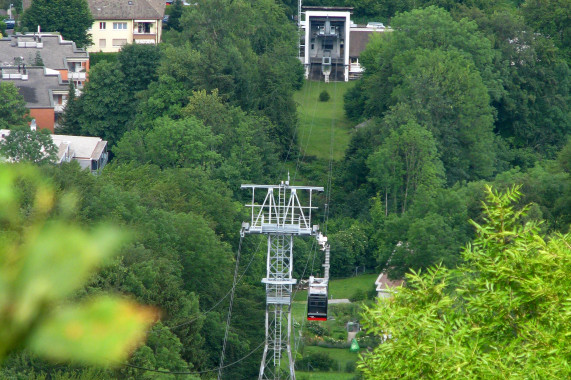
[88, 0, 165, 20]
[0, 34, 88, 70]
[302, 6, 353, 12]
[0, 67, 68, 108]
[349, 30, 373, 58]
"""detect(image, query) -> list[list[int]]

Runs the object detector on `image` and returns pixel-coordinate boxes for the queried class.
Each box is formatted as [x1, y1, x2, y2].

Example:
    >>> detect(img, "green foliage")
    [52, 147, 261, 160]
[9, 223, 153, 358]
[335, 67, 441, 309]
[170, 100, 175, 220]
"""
[344, 7, 501, 183]
[21, 0, 93, 48]
[0, 20, 6, 36]
[88, 52, 118, 67]
[33, 51, 44, 66]
[158, 0, 302, 155]
[522, 0, 570, 63]
[329, 221, 370, 277]
[359, 186, 571, 378]
[319, 90, 330, 102]
[114, 116, 221, 170]
[367, 121, 444, 214]
[0, 165, 154, 365]
[0, 124, 57, 164]
[164, 0, 184, 32]
[0, 82, 30, 129]
[60, 45, 162, 146]
[59, 61, 130, 145]
[295, 352, 336, 372]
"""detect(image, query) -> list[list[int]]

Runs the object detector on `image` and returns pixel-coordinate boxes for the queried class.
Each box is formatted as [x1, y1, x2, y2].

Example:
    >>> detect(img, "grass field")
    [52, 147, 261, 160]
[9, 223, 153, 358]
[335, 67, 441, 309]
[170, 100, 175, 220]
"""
[303, 346, 360, 369]
[294, 80, 356, 161]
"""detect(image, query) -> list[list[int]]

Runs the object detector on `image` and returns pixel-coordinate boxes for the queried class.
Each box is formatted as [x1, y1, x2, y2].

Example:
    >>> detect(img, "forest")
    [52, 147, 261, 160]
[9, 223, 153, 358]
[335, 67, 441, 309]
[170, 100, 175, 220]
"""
[0, 0, 570, 378]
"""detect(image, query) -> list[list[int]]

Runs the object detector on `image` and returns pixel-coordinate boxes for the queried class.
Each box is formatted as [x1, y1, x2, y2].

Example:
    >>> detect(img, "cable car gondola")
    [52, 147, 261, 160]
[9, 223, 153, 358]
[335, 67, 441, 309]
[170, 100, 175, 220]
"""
[307, 233, 330, 321]
[307, 276, 328, 321]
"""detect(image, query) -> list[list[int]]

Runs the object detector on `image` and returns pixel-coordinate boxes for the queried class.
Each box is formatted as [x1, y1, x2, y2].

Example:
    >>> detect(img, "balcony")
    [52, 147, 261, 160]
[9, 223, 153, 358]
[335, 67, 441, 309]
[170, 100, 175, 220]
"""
[68, 72, 86, 80]
[133, 34, 157, 44]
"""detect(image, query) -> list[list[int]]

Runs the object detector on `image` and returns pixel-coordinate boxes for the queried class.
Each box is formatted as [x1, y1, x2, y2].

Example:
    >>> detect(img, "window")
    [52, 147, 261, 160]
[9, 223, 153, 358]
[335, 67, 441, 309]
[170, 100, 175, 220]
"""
[323, 42, 333, 50]
[137, 22, 151, 33]
[99, 22, 106, 29]
[113, 22, 127, 30]
[112, 39, 128, 47]
[99, 39, 106, 48]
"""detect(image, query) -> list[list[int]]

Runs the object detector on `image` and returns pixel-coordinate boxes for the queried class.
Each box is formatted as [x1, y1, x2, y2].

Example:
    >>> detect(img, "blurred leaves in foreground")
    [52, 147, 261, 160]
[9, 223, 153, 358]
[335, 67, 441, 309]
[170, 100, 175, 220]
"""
[0, 164, 155, 364]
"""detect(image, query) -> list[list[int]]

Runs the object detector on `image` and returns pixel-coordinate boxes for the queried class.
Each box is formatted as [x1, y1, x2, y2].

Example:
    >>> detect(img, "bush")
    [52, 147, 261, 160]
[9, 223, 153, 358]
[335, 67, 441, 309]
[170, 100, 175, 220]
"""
[305, 321, 327, 337]
[319, 90, 330, 102]
[350, 288, 367, 302]
[346, 361, 357, 373]
[294, 352, 335, 371]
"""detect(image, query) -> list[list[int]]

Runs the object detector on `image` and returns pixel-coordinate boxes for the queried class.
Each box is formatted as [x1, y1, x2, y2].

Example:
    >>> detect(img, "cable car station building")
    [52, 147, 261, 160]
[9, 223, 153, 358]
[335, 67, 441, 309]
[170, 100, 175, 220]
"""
[299, 6, 388, 82]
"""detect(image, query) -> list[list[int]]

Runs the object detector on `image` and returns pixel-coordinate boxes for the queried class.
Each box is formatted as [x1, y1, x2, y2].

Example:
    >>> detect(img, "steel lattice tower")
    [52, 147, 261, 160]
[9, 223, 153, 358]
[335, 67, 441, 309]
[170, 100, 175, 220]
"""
[241, 179, 323, 380]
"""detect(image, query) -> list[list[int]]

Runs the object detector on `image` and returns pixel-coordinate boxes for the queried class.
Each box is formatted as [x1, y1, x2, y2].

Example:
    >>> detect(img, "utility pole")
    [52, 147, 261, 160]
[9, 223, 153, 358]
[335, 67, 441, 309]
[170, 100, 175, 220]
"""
[241, 177, 323, 380]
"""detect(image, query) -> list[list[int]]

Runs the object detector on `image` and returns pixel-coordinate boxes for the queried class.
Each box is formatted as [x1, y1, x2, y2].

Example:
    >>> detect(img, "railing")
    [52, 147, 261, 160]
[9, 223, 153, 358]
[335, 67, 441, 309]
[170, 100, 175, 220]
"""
[68, 72, 86, 80]
[17, 41, 43, 48]
[2, 73, 28, 80]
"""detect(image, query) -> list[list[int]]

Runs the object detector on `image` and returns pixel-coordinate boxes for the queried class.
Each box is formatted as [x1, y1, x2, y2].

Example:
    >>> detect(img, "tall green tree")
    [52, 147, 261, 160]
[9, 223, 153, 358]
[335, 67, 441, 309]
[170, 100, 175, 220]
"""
[0, 124, 57, 163]
[522, 0, 571, 63]
[60, 61, 131, 146]
[0, 82, 29, 129]
[21, 0, 93, 48]
[471, 10, 570, 156]
[113, 116, 221, 170]
[360, 186, 571, 378]
[367, 120, 444, 214]
[391, 49, 497, 182]
[346, 6, 501, 121]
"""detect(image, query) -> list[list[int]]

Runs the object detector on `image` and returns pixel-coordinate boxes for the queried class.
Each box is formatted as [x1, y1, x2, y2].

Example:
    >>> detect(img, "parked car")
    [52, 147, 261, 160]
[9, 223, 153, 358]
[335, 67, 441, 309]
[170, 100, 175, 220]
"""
[3, 19, 15, 29]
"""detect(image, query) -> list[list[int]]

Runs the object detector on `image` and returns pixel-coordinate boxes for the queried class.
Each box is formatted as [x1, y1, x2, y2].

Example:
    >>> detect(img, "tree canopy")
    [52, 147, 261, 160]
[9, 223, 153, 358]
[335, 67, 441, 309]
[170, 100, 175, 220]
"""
[360, 186, 571, 378]
[21, 0, 93, 48]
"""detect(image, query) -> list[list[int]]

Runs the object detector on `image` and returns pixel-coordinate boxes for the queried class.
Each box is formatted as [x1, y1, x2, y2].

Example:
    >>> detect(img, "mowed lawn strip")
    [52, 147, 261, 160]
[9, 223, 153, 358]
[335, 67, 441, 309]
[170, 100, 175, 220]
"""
[294, 80, 355, 161]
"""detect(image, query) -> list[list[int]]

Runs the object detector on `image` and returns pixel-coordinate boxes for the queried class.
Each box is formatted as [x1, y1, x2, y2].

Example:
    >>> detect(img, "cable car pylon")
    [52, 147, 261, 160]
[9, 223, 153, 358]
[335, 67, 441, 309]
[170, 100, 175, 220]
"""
[241, 176, 326, 380]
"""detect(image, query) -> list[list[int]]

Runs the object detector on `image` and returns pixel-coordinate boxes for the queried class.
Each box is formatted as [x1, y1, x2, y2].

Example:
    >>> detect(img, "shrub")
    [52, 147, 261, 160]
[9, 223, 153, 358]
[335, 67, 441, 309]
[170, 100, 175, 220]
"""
[346, 361, 357, 373]
[294, 352, 335, 371]
[305, 321, 327, 336]
[350, 288, 367, 302]
[319, 90, 330, 102]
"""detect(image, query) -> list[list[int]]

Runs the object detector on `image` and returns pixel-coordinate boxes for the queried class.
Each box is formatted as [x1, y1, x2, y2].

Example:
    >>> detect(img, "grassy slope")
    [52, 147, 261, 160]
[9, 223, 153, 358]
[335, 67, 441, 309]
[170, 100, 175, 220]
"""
[294, 81, 355, 161]
[292, 80, 364, 379]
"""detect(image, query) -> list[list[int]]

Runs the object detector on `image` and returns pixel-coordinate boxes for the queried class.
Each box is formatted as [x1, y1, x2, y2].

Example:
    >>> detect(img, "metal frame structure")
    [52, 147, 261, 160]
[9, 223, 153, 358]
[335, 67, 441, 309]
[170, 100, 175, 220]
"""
[241, 178, 323, 380]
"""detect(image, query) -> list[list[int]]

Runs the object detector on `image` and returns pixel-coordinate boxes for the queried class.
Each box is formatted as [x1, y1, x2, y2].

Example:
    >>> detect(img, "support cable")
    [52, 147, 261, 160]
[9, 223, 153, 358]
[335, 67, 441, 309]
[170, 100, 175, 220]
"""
[123, 340, 265, 376]
[167, 236, 263, 330]
[217, 233, 244, 379]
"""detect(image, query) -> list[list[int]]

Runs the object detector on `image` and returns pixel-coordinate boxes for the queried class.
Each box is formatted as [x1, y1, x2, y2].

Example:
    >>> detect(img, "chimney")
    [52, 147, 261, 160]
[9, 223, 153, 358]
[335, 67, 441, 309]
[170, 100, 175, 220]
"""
[30, 119, 37, 131]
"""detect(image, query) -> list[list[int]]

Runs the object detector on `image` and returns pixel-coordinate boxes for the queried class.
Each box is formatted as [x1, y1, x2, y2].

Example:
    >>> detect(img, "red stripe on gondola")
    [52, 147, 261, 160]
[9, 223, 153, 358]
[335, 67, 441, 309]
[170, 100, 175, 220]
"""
[307, 317, 327, 321]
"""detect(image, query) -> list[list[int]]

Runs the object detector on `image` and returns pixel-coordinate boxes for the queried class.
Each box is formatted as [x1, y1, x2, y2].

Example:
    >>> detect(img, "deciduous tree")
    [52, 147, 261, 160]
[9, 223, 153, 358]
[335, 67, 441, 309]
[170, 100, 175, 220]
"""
[0, 124, 57, 164]
[21, 0, 93, 48]
[360, 186, 571, 378]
